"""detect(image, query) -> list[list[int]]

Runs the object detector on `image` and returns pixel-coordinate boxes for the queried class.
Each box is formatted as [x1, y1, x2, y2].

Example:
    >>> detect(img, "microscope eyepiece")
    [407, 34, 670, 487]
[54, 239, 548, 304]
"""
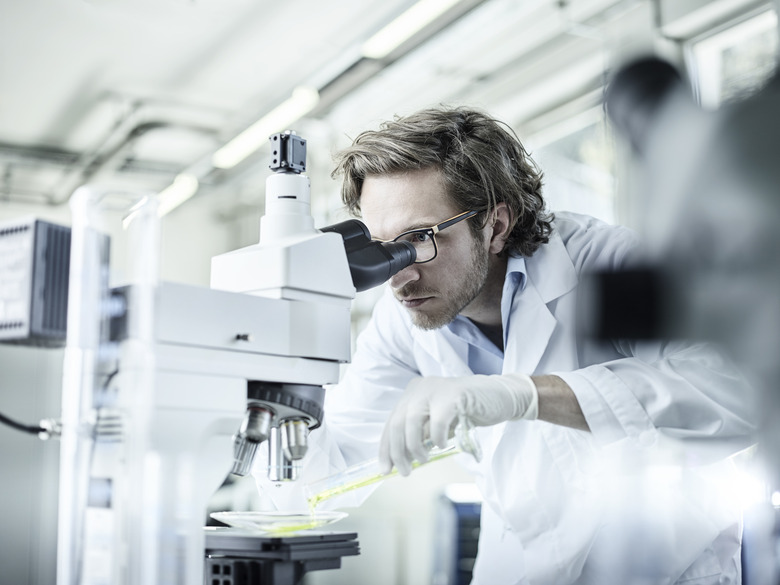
[382, 240, 416, 275]
[321, 219, 417, 292]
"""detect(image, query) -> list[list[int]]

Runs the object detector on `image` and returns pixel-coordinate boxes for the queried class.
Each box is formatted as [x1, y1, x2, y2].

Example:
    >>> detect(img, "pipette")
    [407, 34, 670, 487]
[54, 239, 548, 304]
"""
[305, 413, 482, 511]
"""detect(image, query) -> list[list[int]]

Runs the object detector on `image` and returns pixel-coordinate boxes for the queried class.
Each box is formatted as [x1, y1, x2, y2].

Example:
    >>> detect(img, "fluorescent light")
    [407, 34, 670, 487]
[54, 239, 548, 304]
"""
[122, 195, 152, 230]
[157, 173, 199, 217]
[212, 86, 320, 170]
[361, 0, 461, 59]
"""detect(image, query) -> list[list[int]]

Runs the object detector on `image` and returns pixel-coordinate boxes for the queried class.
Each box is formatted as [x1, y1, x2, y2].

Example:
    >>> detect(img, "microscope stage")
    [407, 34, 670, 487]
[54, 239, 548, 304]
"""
[204, 528, 359, 585]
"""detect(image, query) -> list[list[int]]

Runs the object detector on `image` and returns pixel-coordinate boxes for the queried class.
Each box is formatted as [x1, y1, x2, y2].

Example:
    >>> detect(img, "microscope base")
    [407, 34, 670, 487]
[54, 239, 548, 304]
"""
[204, 529, 359, 585]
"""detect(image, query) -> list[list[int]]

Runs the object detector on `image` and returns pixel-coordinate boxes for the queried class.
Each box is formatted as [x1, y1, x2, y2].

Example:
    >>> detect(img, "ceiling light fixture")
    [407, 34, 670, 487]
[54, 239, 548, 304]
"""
[361, 0, 461, 60]
[157, 173, 200, 217]
[212, 86, 320, 170]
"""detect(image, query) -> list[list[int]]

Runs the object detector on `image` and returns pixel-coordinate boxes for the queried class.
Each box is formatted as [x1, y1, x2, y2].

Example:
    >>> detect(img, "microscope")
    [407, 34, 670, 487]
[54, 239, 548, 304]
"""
[0, 131, 414, 585]
[211, 131, 415, 482]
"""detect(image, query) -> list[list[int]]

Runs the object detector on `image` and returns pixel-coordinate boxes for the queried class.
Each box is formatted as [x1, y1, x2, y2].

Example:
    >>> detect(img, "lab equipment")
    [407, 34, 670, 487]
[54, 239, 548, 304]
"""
[211, 131, 416, 482]
[0, 130, 415, 585]
[305, 418, 482, 511]
[0, 217, 71, 346]
[305, 443, 459, 510]
[377, 372, 529, 475]
[204, 529, 359, 585]
[432, 484, 482, 585]
[210, 510, 348, 534]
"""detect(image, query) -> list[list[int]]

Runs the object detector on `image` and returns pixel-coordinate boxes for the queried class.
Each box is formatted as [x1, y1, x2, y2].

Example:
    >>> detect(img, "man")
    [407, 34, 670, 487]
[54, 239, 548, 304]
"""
[284, 107, 755, 584]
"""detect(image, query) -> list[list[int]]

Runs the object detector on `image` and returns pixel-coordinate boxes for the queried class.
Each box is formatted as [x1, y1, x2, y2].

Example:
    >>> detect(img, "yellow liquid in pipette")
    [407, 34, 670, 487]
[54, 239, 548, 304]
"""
[307, 449, 459, 512]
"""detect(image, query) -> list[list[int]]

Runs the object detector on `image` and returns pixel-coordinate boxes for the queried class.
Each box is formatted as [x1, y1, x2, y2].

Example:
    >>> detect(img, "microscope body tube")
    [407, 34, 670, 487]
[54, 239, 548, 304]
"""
[260, 172, 316, 244]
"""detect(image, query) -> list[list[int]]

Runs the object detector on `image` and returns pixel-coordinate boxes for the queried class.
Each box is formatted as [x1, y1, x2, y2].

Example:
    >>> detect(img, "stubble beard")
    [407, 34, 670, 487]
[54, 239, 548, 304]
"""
[400, 237, 490, 330]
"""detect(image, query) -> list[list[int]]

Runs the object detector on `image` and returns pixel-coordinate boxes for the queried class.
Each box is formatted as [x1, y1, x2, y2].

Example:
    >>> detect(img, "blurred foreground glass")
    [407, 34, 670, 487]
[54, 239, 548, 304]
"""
[58, 187, 159, 585]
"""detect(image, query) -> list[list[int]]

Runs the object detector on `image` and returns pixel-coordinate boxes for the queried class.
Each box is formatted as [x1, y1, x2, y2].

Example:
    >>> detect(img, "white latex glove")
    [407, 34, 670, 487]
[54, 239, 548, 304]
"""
[379, 373, 538, 476]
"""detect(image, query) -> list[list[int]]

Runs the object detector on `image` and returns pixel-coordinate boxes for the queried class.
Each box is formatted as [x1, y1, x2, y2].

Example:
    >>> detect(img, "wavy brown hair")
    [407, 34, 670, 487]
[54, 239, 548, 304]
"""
[331, 106, 553, 257]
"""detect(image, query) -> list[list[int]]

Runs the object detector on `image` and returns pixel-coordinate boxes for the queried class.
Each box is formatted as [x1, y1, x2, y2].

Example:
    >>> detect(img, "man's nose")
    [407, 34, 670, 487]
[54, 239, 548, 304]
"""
[390, 263, 420, 290]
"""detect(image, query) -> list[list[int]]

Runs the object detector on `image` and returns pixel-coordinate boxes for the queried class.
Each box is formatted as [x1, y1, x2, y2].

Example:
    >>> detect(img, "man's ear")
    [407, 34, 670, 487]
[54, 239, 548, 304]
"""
[488, 202, 512, 254]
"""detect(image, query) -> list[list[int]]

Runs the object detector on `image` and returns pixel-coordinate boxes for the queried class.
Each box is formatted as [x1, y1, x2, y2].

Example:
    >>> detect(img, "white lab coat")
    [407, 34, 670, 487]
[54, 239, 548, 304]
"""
[272, 212, 757, 584]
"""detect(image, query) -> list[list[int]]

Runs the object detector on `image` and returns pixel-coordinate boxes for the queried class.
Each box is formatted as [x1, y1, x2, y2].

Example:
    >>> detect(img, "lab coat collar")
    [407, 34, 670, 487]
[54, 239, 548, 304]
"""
[500, 228, 579, 375]
[524, 228, 578, 303]
[410, 224, 579, 378]
[505, 254, 527, 289]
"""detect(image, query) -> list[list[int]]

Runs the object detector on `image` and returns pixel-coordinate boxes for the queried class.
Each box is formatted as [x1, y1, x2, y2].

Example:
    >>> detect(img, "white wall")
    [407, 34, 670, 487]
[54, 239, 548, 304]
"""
[0, 345, 63, 585]
[0, 188, 237, 288]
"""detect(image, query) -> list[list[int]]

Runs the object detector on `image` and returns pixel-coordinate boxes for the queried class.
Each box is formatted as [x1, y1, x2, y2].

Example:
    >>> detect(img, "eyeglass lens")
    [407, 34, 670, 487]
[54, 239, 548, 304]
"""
[394, 231, 436, 262]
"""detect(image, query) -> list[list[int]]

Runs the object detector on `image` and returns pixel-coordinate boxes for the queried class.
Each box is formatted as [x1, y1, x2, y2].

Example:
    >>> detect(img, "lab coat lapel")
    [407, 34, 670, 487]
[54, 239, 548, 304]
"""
[492, 229, 580, 500]
[491, 281, 557, 482]
[502, 279, 557, 375]
[410, 229, 579, 378]
[503, 230, 578, 376]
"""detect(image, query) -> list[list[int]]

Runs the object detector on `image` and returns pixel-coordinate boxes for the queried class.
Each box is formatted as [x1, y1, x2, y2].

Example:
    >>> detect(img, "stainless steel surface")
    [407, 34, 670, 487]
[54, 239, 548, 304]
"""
[242, 406, 272, 442]
[268, 425, 299, 482]
[230, 406, 272, 476]
[280, 418, 309, 462]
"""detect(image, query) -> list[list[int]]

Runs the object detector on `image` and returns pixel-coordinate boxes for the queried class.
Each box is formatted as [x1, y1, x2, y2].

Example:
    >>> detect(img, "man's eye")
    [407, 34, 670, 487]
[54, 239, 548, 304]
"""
[408, 232, 431, 244]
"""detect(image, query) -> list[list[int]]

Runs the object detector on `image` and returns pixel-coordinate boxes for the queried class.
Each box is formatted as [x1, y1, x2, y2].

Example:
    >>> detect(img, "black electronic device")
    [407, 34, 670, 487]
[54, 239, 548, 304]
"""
[204, 529, 359, 585]
[269, 131, 307, 174]
[0, 217, 71, 347]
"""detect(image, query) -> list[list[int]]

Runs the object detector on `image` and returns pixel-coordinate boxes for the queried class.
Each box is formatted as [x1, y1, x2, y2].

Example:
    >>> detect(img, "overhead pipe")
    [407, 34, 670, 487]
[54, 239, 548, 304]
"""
[49, 111, 217, 206]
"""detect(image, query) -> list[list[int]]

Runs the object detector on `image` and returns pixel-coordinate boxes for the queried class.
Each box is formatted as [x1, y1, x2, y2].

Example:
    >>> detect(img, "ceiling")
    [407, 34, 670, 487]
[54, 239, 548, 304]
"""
[0, 0, 653, 214]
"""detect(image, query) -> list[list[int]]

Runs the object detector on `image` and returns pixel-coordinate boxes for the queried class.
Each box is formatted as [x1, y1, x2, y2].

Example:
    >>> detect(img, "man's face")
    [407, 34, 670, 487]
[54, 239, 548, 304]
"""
[360, 167, 490, 329]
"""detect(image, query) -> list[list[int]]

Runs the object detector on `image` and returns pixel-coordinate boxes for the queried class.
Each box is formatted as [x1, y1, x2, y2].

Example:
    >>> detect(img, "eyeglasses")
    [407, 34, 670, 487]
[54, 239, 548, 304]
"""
[375, 210, 479, 264]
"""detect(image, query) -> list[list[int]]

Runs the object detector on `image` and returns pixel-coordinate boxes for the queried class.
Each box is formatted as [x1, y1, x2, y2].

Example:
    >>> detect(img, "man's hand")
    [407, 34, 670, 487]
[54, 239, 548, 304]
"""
[379, 373, 538, 475]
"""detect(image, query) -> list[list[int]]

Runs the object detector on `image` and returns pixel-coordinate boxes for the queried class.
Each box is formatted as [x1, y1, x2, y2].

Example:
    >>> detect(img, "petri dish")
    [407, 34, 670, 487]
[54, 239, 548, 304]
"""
[210, 510, 348, 534]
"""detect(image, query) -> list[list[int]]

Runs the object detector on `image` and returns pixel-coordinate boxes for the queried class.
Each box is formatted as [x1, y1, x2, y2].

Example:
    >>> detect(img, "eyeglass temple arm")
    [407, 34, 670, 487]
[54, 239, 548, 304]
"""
[435, 210, 478, 232]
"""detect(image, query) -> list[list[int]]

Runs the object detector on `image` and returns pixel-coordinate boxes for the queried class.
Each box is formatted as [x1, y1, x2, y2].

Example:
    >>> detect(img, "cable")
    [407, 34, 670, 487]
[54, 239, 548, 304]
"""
[0, 410, 45, 435]
[0, 367, 118, 439]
